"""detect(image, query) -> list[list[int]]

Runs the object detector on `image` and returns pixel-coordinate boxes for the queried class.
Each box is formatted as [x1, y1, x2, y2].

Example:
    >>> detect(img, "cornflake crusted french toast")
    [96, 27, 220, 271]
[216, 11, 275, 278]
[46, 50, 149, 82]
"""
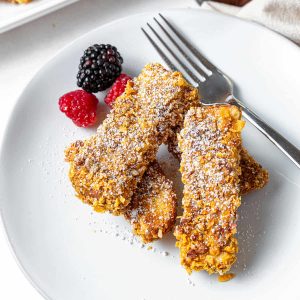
[239, 148, 269, 194]
[6, 0, 31, 3]
[124, 162, 177, 243]
[167, 115, 268, 195]
[65, 63, 198, 215]
[66, 139, 177, 243]
[175, 105, 244, 275]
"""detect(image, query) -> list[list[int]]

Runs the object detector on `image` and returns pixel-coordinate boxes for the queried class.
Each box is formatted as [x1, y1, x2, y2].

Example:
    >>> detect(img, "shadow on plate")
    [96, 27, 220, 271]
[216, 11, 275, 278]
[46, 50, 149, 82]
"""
[233, 168, 280, 278]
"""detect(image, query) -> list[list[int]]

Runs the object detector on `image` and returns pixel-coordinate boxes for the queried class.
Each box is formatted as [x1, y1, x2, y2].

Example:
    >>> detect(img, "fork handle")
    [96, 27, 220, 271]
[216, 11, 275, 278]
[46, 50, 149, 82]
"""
[227, 97, 300, 169]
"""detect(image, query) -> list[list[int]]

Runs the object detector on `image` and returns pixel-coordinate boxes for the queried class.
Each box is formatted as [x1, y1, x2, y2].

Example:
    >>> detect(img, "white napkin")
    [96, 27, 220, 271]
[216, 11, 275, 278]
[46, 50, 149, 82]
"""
[202, 0, 300, 45]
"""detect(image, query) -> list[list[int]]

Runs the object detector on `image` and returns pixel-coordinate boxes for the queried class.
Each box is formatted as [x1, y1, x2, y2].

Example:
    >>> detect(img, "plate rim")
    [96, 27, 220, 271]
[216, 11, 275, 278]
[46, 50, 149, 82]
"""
[0, 8, 299, 300]
[0, 0, 79, 34]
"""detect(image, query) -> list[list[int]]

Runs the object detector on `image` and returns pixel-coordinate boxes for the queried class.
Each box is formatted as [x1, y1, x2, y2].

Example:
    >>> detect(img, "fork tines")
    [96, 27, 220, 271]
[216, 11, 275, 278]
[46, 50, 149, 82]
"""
[141, 13, 219, 86]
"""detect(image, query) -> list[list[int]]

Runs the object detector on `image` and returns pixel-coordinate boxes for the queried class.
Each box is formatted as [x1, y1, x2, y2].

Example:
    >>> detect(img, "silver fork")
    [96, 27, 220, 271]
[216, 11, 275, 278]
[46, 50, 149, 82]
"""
[142, 13, 300, 169]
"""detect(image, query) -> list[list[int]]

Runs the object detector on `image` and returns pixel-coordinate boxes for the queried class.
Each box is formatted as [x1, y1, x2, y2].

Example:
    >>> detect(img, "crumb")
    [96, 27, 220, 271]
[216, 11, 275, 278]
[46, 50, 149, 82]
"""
[218, 273, 235, 282]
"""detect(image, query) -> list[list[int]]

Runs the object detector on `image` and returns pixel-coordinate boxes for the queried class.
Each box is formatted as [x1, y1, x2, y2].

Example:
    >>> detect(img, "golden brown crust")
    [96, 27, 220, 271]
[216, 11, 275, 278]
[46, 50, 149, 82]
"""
[239, 148, 269, 194]
[66, 140, 177, 243]
[124, 162, 177, 243]
[65, 63, 198, 215]
[174, 105, 245, 275]
[6, 0, 31, 3]
[167, 116, 268, 195]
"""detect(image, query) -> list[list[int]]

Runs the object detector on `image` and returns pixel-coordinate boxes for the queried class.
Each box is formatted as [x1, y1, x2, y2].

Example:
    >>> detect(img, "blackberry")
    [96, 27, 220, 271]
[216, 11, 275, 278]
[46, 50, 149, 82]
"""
[77, 44, 123, 93]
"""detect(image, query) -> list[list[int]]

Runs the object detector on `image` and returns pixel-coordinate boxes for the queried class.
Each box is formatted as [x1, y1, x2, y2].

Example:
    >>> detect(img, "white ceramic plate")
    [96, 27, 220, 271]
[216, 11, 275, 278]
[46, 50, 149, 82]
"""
[1, 9, 300, 300]
[0, 0, 78, 34]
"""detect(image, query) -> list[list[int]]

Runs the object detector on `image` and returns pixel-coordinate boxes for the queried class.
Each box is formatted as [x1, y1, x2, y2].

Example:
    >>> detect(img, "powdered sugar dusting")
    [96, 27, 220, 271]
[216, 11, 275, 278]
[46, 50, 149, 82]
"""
[174, 105, 244, 275]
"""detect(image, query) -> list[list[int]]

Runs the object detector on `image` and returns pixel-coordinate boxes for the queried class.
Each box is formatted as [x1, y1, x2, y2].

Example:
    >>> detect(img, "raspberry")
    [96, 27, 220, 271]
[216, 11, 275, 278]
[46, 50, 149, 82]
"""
[59, 90, 98, 127]
[104, 74, 132, 108]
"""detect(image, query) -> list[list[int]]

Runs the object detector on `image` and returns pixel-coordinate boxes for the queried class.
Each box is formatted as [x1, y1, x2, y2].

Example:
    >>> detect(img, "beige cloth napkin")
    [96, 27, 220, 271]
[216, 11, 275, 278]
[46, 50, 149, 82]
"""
[202, 0, 300, 45]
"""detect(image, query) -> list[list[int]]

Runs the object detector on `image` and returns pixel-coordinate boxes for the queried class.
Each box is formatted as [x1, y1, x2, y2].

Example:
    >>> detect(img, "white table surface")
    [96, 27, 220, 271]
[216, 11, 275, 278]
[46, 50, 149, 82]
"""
[0, 0, 199, 299]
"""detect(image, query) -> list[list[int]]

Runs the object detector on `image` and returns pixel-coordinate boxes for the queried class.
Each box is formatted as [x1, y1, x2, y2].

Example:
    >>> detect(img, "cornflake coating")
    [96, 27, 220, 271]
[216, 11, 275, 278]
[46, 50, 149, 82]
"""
[174, 105, 245, 275]
[65, 63, 198, 215]
[135, 64, 199, 144]
[66, 142, 177, 242]
[7, 0, 31, 3]
[167, 115, 268, 196]
[124, 162, 177, 243]
[239, 148, 269, 194]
